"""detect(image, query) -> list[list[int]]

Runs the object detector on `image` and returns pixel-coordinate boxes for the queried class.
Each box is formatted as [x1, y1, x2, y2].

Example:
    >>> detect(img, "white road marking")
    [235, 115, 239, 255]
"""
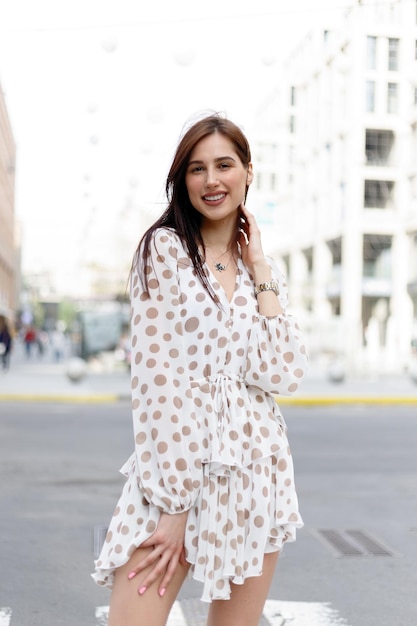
[0, 608, 11, 626]
[0, 600, 350, 625]
[94, 603, 186, 626]
[264, 600, 351, 625]
[95, 605, 109, 626]
[166, 601, 187, 625]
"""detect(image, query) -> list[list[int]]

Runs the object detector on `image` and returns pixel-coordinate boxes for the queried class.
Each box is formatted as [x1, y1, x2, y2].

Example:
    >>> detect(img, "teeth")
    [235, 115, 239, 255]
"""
[204, 194, 225, 201]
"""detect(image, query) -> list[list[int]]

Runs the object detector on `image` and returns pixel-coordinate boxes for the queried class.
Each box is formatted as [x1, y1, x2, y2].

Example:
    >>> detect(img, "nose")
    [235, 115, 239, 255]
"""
[205, 167, 219, 187]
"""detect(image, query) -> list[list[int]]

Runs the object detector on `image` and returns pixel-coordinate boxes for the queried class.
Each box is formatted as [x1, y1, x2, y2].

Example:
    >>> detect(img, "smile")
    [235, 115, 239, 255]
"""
[203, 193, 226, 201]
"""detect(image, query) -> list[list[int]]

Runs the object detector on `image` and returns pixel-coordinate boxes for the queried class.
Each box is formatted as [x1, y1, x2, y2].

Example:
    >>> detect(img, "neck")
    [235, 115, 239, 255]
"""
[200, 220, 237, 252]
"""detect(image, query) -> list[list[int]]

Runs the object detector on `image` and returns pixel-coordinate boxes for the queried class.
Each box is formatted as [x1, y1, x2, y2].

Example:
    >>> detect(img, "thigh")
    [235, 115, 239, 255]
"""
[108, 546, 190, 626]
[206, 551, 279, 626]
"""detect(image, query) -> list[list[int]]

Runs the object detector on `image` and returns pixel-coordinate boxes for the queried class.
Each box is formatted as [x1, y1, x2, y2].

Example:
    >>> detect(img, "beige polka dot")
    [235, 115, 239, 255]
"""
[175, 458, 187, 471]
[278, 459, 288, 471]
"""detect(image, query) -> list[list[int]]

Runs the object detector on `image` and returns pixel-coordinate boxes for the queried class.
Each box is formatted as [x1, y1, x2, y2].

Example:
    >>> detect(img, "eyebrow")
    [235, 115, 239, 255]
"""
[187, 156, 237, 166]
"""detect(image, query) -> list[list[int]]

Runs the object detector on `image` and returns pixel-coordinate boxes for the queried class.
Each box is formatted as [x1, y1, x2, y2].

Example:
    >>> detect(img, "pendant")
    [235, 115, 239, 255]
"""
[214, 262, 226, 272]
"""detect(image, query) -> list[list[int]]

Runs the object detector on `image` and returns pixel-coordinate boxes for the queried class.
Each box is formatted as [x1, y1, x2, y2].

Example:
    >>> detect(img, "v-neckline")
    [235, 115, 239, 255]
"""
[205, 256, 241, 305]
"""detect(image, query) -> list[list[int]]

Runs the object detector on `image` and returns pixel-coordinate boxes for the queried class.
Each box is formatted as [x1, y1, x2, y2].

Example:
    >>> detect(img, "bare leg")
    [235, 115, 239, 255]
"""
[206, 551, 279, 626]
[108, 546, 190, 626]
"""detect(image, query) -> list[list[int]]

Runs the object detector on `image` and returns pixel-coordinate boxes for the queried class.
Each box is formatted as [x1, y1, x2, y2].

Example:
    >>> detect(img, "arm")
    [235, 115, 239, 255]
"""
[126, 230, 201, 595]
[129, 229, 201, 513]
[239, 204, 308, 394]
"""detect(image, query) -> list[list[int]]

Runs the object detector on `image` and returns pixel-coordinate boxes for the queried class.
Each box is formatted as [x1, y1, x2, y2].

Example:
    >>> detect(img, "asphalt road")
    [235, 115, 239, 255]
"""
[0, 401, 416, 626]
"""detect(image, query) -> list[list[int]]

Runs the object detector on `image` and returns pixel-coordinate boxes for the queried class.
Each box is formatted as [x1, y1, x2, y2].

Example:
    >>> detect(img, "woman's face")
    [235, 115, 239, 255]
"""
[185, 132, 253, 225]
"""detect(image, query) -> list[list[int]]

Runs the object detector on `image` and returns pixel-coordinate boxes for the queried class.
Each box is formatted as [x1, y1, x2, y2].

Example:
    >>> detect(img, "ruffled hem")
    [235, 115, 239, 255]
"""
[185, 455, 302, 602]
[92, 449, 303, 602]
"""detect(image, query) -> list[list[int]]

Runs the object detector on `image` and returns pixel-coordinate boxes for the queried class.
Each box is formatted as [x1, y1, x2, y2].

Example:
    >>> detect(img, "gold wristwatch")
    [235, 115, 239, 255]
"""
[254, 280, 279, 297]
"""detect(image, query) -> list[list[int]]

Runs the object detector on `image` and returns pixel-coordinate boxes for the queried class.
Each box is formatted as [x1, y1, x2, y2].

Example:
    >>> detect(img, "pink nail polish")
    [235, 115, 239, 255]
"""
[139, 586, 147, 595]
[159, 588, 166, 597]
[128, 572, 136, 580]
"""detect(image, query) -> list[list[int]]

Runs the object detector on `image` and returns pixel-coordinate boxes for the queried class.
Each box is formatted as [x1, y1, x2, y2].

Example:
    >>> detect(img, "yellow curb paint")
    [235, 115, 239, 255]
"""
[0, 394, 119, 404]
[277, 396, 417, 405]
[0, 394, 416, 405]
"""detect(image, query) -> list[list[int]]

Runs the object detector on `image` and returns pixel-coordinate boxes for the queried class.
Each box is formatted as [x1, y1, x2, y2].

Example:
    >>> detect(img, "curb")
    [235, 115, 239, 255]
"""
[277, 395, 417, 405]
[0, 393, 416, 405]
[0, 393, 121, 404]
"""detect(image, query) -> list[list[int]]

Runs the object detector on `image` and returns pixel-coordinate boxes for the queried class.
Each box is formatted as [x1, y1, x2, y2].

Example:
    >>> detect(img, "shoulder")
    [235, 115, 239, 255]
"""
[148, 227, 182, 254]
[139, 228, 192, 275]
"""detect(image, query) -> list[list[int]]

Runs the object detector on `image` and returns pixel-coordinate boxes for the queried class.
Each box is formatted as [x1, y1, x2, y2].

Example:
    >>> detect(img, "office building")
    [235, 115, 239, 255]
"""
[252, 0, 417, 375]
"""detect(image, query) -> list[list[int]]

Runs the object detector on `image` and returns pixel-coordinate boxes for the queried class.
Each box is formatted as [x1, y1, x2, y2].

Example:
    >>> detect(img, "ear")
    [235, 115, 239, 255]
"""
[246, 163, 254, 186]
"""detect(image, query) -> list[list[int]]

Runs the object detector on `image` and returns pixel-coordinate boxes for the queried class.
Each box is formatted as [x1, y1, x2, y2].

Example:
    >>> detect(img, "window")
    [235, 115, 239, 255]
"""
[365, 130, 394, 165]
[366, 80, 376, 112]
[289, 114, 296, 133]
[415, 40, 417, 60]
[387, 82, 398, 113]
[270, 172, 277, 192]
[367, 36, 377, 70]
[290, 86, 296, 106]
[414, 87, 417, 105]
[388, 38, 399, 71]
[364, 180, 395, 208]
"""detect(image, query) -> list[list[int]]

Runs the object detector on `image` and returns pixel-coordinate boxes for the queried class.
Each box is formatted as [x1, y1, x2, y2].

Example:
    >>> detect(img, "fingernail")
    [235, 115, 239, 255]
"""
[139, 586, 147, 595]
[159, 588, 166, 597]
[128, 572, 136, 580]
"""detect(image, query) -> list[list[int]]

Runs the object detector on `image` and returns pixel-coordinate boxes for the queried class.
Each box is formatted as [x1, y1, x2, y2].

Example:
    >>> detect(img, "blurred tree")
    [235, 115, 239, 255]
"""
[58, 300, 77, 331]
[32, 301, 45, 329]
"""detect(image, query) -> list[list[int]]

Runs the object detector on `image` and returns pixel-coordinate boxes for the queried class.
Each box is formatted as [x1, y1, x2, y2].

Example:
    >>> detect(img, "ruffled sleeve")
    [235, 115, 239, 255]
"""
[129, 229, 201, 514]
[245, 259, 308, 395]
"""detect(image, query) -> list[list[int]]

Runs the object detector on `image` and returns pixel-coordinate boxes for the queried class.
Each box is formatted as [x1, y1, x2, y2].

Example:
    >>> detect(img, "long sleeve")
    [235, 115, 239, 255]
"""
[245, 261, 308, 395]
[129, 229, 202, 513]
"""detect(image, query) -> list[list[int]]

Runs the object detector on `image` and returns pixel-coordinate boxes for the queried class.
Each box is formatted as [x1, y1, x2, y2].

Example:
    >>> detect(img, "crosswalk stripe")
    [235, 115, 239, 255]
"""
[263, 600, 351, 625]
[95, 606, 108, 626]
[0, 600, 350, 625]
[166, 601, 187, 625]
[94, 600, 351, 626]
[0, 608, 11, 626]
[94, 603, 186, 626]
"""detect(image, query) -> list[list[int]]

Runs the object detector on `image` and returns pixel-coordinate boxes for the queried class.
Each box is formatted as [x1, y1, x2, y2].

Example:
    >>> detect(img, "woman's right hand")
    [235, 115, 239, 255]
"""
[127, 510, 188, 597]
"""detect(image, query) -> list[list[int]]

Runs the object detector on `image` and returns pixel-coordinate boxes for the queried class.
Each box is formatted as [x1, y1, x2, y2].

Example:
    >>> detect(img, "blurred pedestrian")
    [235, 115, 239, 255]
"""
[50, 327, 65, 361]
[36, 329, 48, 358]
[0, 317, 12, 370]
[23, 325, 36, 358]
[93, 113, 308, 626]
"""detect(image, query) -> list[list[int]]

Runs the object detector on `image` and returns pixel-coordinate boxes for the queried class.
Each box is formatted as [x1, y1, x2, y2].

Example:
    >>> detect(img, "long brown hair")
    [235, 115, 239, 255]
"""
[132, 113, 252, 300]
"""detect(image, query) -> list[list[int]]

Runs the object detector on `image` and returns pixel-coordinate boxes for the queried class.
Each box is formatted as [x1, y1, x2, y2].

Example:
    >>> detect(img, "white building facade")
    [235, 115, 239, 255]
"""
[251, 0, 417, 376]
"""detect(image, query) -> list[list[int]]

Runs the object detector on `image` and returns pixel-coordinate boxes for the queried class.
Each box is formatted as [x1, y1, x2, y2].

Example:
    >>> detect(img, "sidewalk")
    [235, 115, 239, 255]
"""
[0, 348, 416, 404]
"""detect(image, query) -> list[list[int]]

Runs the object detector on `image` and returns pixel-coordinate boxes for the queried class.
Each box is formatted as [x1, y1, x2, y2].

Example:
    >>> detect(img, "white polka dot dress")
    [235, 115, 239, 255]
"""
[93, 228, 308, 602]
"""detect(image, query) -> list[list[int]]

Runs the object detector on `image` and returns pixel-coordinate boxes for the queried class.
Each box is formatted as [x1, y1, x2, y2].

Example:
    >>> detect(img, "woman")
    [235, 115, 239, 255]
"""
[93, 113, 308, 626]
[0, 317, 12, 370]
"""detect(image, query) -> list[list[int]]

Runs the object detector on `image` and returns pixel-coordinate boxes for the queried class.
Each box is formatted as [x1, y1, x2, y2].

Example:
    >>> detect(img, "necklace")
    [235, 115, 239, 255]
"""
[206, 246, 233, 272]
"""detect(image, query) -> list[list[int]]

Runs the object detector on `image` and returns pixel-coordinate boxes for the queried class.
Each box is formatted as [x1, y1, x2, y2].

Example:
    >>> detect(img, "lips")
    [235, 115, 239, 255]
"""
[202, 193, 226, 202]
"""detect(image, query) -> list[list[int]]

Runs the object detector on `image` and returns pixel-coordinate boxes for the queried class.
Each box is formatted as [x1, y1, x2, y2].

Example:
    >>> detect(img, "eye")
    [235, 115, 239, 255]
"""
[218, 162, 231, 170]
[189, 165, 204, 173]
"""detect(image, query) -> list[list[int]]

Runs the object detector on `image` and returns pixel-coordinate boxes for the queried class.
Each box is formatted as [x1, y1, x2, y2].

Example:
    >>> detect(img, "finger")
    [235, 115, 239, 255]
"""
[238, 229, 248, 248]
[158, 553, 182, 596]
[179, 548, 187, 567]
[127, 546, 161, 578]
[138, 550, 177, 593]
[240, 203, 254, 220]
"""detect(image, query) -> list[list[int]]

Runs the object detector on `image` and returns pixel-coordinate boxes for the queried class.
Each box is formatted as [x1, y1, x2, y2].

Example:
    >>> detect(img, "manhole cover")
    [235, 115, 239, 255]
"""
[315, 528, 395, 557]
